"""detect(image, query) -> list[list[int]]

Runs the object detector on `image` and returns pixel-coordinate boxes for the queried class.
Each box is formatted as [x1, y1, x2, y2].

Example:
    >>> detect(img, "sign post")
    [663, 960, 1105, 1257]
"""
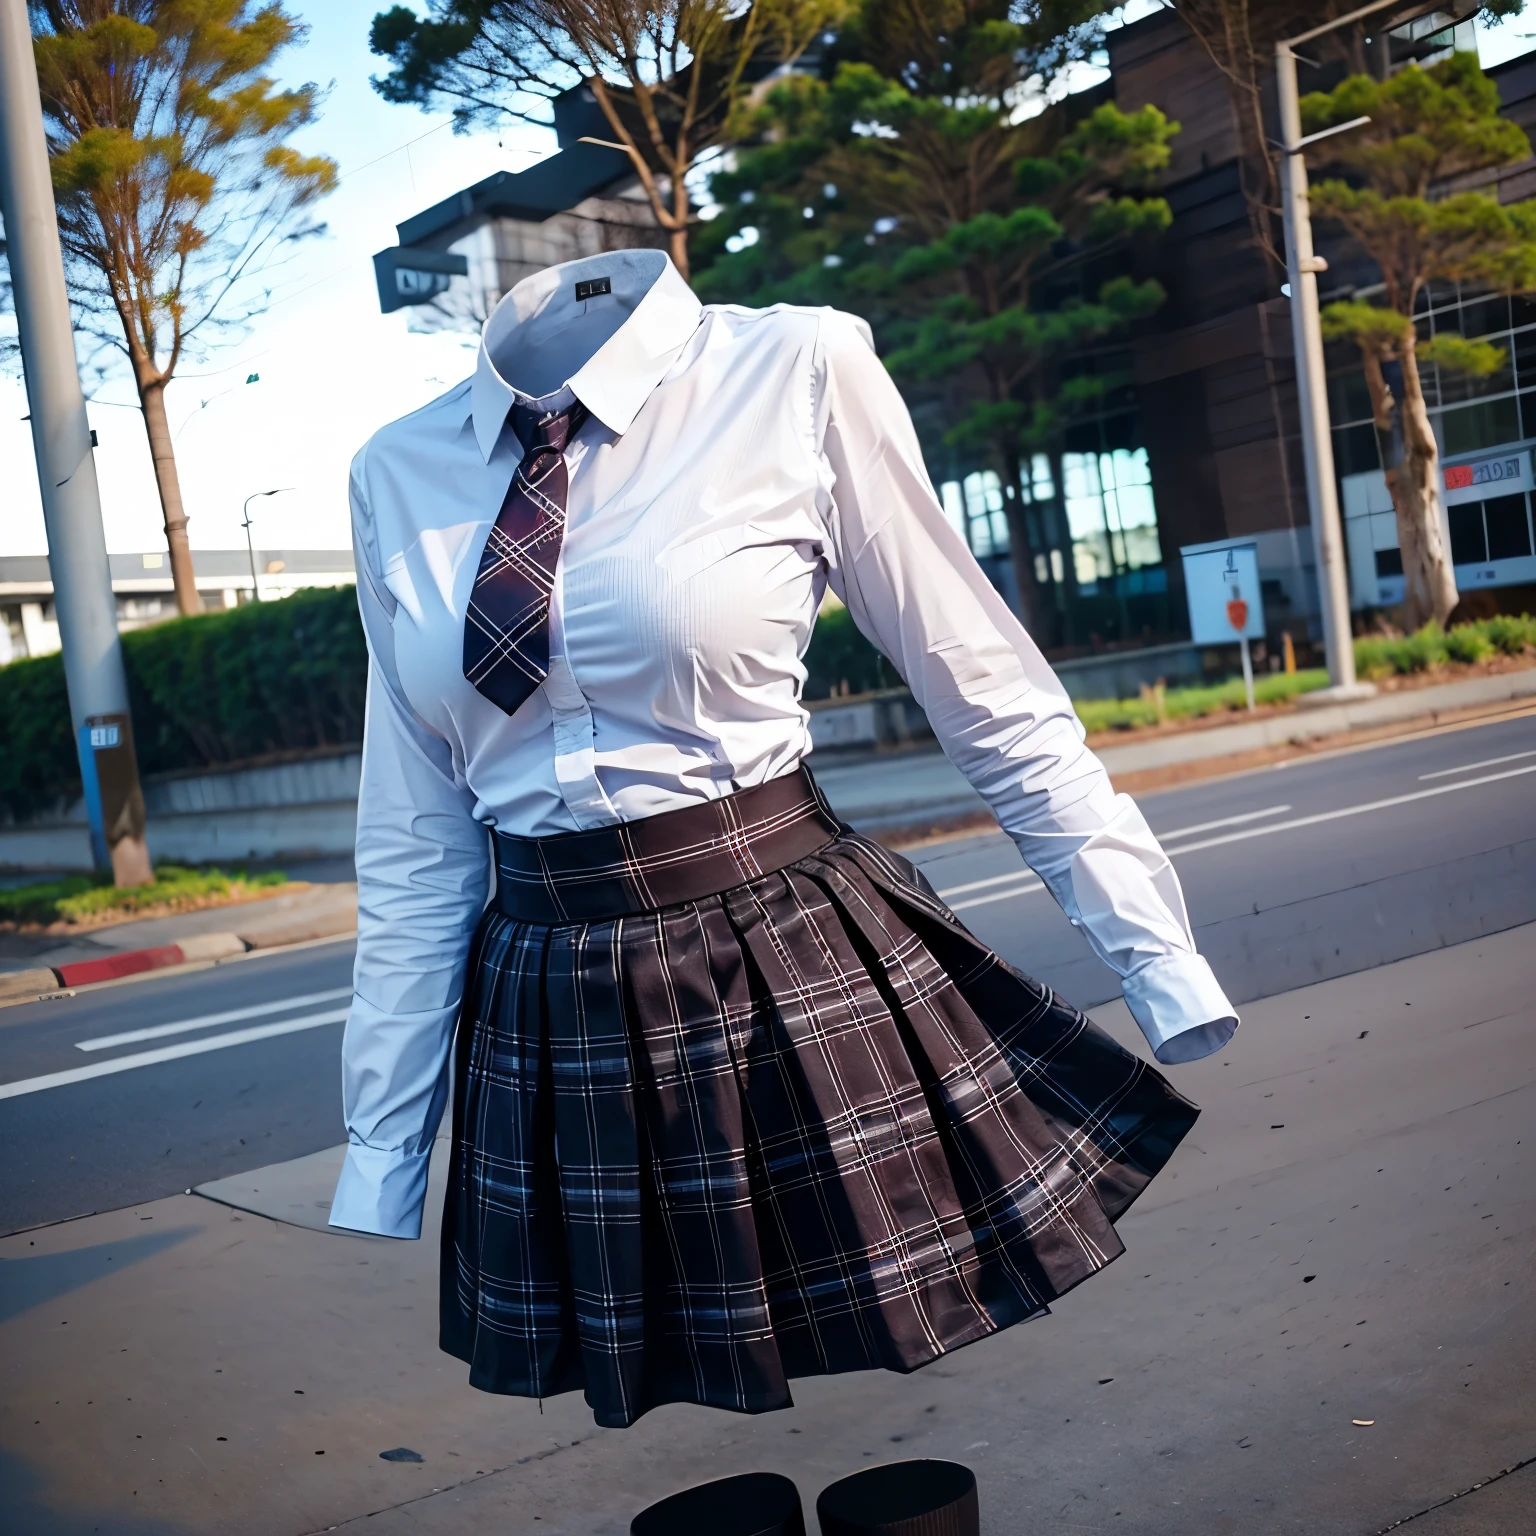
[1182, 539, 1266, 710]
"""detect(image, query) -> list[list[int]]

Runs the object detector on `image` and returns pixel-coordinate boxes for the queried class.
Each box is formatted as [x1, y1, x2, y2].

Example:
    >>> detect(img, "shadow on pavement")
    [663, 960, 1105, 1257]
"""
[0, 1226, 197, 1325]
[0, 1447, 193, 1536]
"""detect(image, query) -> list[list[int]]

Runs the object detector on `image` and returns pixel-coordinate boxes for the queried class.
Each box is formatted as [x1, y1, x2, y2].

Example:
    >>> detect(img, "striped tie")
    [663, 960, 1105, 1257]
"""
[462, 400, 588, 715]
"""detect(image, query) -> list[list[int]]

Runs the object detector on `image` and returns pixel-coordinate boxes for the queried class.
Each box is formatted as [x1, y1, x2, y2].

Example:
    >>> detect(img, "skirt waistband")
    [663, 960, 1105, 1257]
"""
[490, 765, 843, 924]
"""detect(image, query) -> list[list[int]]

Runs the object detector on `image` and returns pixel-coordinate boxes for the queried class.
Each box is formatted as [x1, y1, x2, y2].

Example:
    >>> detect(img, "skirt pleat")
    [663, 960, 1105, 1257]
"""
[441, 832, 1198, 1428]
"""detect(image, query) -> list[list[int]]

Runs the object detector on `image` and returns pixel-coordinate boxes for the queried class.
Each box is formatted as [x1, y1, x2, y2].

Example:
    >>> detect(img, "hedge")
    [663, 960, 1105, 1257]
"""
[1, 586, 367, 823]
[0, 585, 877, 822]
[8, 589, 1528, 824]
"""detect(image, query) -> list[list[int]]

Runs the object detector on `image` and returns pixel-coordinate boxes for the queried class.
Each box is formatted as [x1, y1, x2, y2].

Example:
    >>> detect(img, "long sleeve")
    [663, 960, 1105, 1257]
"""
[813, 310, 1237, 1065]
[329, 448, 491, 1238]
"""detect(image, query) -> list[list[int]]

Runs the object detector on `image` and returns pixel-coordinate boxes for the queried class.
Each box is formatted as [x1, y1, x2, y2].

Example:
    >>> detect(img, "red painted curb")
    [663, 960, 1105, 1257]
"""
[53, 943, 187, 989]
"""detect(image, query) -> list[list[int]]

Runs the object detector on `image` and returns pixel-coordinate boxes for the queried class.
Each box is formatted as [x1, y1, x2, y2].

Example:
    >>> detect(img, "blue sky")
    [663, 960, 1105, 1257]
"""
[3, 1, 1535, 559]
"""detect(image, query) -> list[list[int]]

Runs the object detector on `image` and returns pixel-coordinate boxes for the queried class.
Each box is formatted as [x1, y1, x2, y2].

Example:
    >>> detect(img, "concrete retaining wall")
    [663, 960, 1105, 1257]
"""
[4, 667, 1531, 872]
[1, 752, 361, 872]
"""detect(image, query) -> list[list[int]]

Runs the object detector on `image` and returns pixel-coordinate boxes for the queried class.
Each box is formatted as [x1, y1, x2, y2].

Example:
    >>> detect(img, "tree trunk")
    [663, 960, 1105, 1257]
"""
[137, 377, 203, 615]
[1365, 340, 1457, 628]
[1000, 444, 1047, 638]
[669, 221, 691, 281]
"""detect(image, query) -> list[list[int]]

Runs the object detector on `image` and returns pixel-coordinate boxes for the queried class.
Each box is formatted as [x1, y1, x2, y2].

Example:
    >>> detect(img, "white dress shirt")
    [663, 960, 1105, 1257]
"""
[330, 249, 1237, 1240]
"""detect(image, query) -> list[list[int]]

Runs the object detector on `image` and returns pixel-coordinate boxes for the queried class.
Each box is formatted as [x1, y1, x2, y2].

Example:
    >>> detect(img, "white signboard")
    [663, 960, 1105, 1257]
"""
[1441, 449, 1534, 505]
[1181, 540, 1264, 644]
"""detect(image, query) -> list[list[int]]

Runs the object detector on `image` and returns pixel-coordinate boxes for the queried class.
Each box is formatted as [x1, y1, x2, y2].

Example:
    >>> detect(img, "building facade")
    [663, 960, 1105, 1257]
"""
[0, 549, 355, 664]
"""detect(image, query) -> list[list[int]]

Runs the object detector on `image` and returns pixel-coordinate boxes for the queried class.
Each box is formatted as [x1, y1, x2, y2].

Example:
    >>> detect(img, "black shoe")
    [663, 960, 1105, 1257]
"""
[816, 1459, 979, 1536]
[631, 1470, 806, 1536]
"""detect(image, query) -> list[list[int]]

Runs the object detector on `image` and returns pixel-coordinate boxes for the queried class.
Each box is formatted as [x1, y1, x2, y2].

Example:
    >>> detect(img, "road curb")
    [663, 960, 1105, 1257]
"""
[51, 930, 250, 989]
[0, 918, 358, 1009]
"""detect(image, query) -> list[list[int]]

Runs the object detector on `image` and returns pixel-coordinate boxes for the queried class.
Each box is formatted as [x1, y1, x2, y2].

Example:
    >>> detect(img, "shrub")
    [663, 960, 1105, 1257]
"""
[0, 586, 366, 823]
[1444, 626, 1493, 664]
[803, 603, 900, 699]
[0, 864, 286, 926]
[1396, 622, 1450, 673]
[1483, 613, 1536, 655]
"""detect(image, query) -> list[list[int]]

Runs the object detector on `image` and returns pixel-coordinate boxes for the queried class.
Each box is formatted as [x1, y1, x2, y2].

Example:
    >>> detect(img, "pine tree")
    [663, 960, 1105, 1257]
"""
[30, 1, 336, 616]
[694, 0, 1175, 635]
[369, 0, 842, 278]
[1304, 52, 1536, 627]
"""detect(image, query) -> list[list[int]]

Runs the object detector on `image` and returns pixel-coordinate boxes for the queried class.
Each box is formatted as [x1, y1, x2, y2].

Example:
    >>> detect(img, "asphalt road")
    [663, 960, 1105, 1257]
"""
[1, 711, 1532, 1238]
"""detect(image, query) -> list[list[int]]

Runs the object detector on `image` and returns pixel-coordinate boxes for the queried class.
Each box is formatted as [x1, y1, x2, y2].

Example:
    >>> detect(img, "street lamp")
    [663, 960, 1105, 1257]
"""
[1276, 0, 1408, 701]
[242, 487, 294, 603]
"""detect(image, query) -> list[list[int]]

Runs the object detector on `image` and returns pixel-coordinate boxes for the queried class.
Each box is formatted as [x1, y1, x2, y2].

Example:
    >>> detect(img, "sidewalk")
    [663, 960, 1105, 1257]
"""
[3, 923, 1532, 1535]
[0, 878, 358, 990]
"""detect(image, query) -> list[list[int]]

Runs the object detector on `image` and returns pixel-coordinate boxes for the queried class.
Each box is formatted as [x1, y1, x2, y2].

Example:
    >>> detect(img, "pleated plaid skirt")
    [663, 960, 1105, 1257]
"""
[441, 765, 1197, 1428]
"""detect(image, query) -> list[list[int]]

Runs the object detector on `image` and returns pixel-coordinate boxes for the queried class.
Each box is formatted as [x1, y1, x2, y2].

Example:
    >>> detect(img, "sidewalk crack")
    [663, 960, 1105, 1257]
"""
[1374, 1453, 1536, 1533]
[296, 1435, 595, 1534]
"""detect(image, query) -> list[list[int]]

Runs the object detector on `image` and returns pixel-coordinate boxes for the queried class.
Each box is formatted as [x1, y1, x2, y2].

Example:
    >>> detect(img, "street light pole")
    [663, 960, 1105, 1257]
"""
[0, 0, 152, 885]
[1276, 0, 1408, 700]
[241, 488, 294, 603]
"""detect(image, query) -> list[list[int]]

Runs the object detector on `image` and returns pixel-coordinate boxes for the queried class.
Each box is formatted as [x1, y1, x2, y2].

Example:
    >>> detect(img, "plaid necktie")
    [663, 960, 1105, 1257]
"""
[463, 399, 588, 715]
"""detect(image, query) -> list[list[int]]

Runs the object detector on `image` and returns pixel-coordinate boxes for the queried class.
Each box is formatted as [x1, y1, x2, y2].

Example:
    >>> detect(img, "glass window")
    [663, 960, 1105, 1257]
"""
[961, 470, 1010, 557]
[1439, 396, 1521, 457]
[1448, 502, 1487, 566]
[1513, 328, 1536, 387]
[1328, 370, 1374, 424]
[1374, 547, 1404, 577]
[1025, 453, 1055, 503]
[1459, 295, 1510, 338]
[1485, 493, 1534, 561]
[1334, 423, 1381, 477]
[940, 480, 966, 539]
[1062, 447, 1161, 581]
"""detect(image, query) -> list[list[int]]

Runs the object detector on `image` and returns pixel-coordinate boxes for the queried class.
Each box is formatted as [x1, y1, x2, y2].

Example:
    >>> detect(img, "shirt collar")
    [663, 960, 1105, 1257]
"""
[467, 250, 702, 462]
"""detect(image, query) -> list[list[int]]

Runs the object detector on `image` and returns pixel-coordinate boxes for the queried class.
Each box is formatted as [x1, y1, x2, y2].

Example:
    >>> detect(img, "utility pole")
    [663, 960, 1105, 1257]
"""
[1276, 0, 1407, 701]
[0, 0, 152, 885]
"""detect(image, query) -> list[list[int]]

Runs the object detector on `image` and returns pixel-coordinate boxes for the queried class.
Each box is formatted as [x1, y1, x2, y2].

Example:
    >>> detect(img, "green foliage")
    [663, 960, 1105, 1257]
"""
[1305, 53, 1536, 327]
[125, 586, 368, 772]
[1318, 299, 1410, 352]
[366, 0, 845, 272]
[1416, 332, 1508, 378]
[1302, 52, 1529, 199]
[0, 644, 76, 828]
[1444, 625, 1494, 664]
[1353, 616, 1535, 678]
[694, 0, 1175, 639]
[32, 1, 337, 373]
[802, 602, 900, 698]
[0, 587, 368, 823]
[1073, 671, 1330, 734]
[1484, 612, 1536, 654]
[1075, 615, 1535, 731]
[0, 865, 287, 928]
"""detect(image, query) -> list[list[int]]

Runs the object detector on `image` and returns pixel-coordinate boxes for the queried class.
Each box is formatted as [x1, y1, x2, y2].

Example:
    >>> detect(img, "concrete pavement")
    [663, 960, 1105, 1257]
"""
[3, 922, 1532, 1535]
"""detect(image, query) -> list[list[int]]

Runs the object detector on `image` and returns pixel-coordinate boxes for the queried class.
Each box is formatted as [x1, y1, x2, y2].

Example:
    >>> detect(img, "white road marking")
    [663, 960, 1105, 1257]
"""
[949, 877, 1045, 912]
[938, 869, 1043, 899]
[1141, 762, 1536, 857]
[0, 1009, 350, 1101]
[934, 765, 1536, 913]
[1156, 806, 1291, 842]
[1418, 748, 1536, 781]
[937, 806, 1292, 907]
[75, 987, 354, 1052]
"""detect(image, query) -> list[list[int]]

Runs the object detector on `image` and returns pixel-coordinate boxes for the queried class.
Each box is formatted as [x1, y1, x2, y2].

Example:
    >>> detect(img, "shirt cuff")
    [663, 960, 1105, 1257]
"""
[1121, 951, 1239, 1065]
[328, 1139, 433, 1239]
